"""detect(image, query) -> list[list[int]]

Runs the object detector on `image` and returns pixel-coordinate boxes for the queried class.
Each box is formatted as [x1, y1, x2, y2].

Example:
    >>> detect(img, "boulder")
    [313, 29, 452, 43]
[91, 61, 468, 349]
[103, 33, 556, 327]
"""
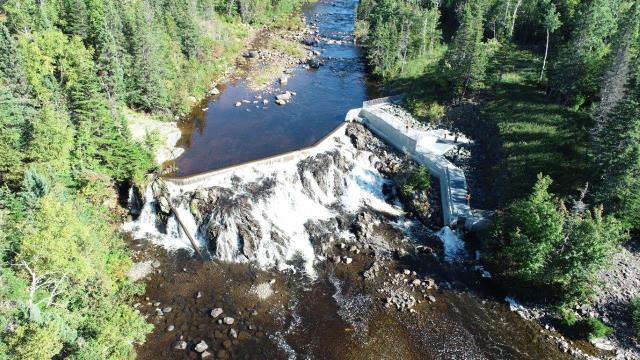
[301, 36, 318, 46]
[210, 308, 223, 318]
[275, 99, 286, 106]
[279, 76, 289, 85]
[174, 340, 187, 350]
[229, 328, 238, 339]
[223, 317, 234, 325]
[275, 92, 292, 101]
[235, 102, 242, 107]
[201, 351, 212, 358]
[194, 340, 208, 353]
[208, 87, 220, 96]
[307, 58, 321, 69]
[243, 50, 259, 58]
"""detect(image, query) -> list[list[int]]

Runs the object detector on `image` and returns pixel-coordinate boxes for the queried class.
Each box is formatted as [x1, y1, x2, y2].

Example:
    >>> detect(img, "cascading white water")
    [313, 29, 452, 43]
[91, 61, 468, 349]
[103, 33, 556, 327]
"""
[124, 132, 404, 274]
[436, 226, 466, 262]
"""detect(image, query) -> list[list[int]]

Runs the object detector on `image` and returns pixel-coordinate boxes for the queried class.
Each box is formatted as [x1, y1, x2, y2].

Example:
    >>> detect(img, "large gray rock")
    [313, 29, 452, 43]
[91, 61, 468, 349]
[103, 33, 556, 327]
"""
[275, 92, 292, 101]
[194, 340, 208, 353]
[210, 308, 223, 318]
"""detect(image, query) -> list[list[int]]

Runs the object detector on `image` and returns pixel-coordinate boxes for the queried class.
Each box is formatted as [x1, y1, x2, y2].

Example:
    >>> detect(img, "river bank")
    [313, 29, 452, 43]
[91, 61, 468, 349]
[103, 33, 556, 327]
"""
[125, 9, 320, 170]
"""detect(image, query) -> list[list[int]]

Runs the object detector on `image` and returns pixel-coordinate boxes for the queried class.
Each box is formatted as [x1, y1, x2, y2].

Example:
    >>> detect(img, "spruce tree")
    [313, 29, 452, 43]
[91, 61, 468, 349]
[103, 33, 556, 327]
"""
[61, 0, 89, 39]
[124, 3, 170, 112]
[446, 0, 489, 99]
[590, 2, 640, 228]
[0, 85, 28, 187]
[549, 0, 619, 107]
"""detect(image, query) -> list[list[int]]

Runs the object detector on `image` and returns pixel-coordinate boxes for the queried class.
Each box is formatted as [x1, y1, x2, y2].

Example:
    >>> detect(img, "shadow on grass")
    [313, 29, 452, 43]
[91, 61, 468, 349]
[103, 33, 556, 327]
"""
[482, 47, 591, 205]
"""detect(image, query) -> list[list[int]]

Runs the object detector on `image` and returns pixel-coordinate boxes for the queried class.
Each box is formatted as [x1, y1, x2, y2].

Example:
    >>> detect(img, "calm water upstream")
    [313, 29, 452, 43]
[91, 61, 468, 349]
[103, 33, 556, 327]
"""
[173, 0, 377, 176]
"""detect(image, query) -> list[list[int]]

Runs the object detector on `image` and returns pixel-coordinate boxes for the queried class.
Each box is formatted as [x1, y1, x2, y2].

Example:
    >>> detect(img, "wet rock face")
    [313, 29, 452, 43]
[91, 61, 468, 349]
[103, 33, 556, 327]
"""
[304, 216, 349, 252]
[352, 211, 375, 242]
[297, 150, 350, 199]
[151, 180, 172, 228]
[191, 186, 262, 260]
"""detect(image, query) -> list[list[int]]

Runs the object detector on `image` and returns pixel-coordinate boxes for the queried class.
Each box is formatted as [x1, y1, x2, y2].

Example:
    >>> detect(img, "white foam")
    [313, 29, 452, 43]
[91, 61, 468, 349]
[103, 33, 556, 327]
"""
[124, 133, 402, 274]
[436, 226, 466, 262]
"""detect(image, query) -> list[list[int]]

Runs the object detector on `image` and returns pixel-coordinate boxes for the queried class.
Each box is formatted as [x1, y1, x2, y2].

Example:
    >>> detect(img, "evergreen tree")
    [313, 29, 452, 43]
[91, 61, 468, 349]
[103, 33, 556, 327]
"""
[549, 0, 620, 108]
[0, 24, 30, 94]
[590, 2, 640, 228]
[86, 0, 127, 100]
[124, 2, 170, 112]
[0, 85, 28, 187]
[495, 174, 565, 284]
[487, 175, 626, 303]
[446, 0, 490, 98]
[61, 0, 90, 39]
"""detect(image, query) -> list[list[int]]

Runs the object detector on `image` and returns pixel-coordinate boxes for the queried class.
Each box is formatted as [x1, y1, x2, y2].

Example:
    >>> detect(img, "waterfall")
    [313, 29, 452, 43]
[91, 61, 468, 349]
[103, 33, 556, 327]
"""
[124, 132, 404, 274]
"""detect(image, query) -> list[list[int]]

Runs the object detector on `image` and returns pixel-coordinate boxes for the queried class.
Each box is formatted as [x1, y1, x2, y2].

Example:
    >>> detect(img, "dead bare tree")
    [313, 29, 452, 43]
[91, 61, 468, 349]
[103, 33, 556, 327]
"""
[15, 260, 68, 320]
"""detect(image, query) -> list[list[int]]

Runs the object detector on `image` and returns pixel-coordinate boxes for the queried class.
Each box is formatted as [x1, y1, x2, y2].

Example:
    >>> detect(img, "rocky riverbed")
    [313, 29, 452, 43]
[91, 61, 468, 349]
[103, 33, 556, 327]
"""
[128, 123, 584, 359]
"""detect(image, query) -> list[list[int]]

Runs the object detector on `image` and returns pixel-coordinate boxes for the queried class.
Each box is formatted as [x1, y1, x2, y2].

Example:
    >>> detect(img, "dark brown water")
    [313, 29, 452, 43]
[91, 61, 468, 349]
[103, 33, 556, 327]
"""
[134, 245, 576, 360]
[173, 0, 378, 176]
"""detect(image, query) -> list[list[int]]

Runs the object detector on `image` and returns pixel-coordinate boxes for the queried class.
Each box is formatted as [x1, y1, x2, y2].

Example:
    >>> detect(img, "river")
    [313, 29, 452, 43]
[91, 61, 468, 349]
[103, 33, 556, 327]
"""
[173, 0, 377, 176]
[132, 0, 581, 358]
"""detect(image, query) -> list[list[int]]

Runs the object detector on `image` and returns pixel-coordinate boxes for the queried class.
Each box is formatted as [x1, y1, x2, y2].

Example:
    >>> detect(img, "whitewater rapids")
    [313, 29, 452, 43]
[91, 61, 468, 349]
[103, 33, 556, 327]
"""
[125, 131, 407, 273]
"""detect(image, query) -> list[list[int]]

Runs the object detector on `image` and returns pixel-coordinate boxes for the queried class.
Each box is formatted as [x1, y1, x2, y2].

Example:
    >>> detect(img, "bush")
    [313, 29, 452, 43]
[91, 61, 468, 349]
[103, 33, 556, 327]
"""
[557, 305, 578, 327]
[581, 317, 613, 340]
[402, 165, 431, 196]
[630, 297, 640, 338]
[484, 174, 626, 303]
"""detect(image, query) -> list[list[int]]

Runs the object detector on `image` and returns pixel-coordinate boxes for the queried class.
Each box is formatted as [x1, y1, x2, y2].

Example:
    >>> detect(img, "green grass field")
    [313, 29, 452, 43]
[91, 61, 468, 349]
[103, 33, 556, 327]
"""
[483, 46, 592, 204]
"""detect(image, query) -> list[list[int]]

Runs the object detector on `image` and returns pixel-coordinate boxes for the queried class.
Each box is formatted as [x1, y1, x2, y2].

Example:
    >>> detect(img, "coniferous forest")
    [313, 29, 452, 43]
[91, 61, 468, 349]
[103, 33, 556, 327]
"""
[1, 0, 640, 357]
[356, 0, 639, 339]
[0, 0, 304, 357]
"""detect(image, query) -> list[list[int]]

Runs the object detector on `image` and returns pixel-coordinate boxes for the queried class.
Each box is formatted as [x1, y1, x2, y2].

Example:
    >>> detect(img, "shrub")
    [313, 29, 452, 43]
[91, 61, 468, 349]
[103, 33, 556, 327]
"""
[402, 165, 431, 196]
[557, 305, 578, 327]
[581, 317, 613, 340]
[630, 297, 640, 338]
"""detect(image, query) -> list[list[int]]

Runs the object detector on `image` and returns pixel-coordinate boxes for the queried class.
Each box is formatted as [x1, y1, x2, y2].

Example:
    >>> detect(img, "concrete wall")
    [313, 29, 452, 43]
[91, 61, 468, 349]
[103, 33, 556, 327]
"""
[164, 122, 349, 187]
[360, 108, 417, 154]
[357, 106, 472, 228]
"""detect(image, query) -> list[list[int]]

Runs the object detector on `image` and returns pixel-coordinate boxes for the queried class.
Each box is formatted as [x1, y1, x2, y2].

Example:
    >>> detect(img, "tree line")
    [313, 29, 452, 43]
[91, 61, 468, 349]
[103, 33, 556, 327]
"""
[0, 0, 305, 358]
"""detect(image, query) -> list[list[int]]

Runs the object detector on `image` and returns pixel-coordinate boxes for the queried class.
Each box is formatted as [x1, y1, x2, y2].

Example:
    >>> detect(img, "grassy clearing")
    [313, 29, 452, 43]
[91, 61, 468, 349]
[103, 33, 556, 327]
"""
[247, 62, 286, 90]
[386, 44, 591, 206]
[270, 37, 306, 58]
[483, 46, 591, 204]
